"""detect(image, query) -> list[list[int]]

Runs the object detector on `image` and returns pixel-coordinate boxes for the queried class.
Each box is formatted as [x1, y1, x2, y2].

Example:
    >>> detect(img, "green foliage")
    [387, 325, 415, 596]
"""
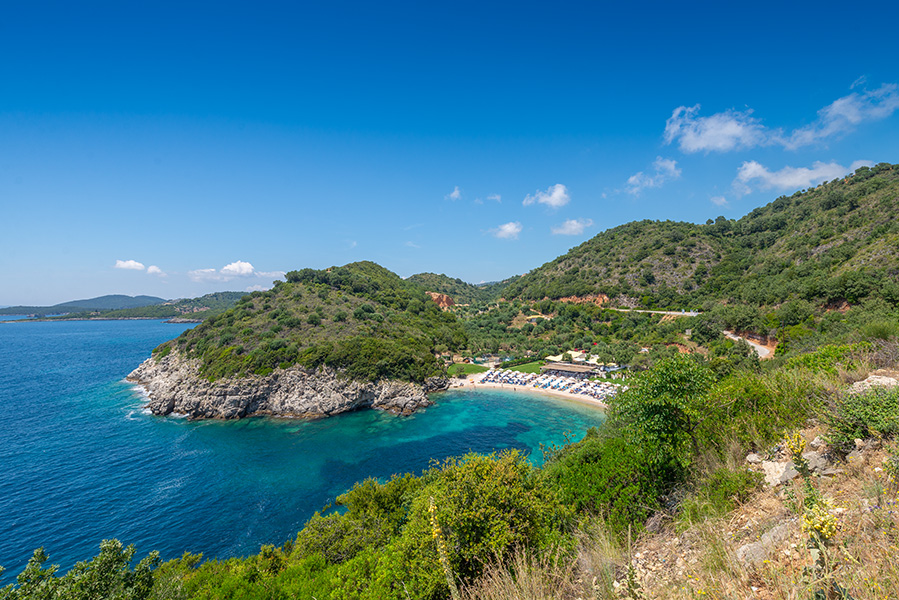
[163, 262, 468, 383]
[397, 451, 573, 597]
[542, 431, 662, 535]
[500, 165, 899, 310]
[826, 387, 899, 451]
[405, 272, 517, 305]
[611, 354, 715, 469]
[677, 467, 763, 527]
[292, 474, 421, 568]
[1, 540, 159, 600]
[784, 342, 869, 375]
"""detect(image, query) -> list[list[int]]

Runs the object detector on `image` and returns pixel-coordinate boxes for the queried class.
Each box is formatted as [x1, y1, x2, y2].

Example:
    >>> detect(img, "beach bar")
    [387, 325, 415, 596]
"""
[539, 362, 599, 380]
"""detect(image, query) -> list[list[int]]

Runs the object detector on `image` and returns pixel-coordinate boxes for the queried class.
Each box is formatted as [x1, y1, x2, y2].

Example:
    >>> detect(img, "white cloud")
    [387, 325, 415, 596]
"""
[221, 260, 255, 277]
[445, 186, 461, 201]
[710, 196, 728, 207]
[488, 193, 502, 202]
[626, 156, 682, 195]
[187, 261, 284, 283]
[245, 284, 271, 292]
[665, 83, 899, 154]
[146, 265, 166, 276]
[851, 75, 867, 89]
[114, 259, 145, 271]
[785, 84, 899, 149]
[551, 218, 594, 236]
[188, 268, 219, 282]
[491, 221, 522, 240]
[664, 105, 770, 153]
[405, 241, 421, 248]
[733, 159, 873, 194]
[522, 184, 570, 208]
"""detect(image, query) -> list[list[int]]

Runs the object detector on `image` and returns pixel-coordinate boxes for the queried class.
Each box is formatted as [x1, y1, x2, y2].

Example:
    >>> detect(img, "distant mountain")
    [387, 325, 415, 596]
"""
[502, 162, 899, 309]
[0, 294, 167, 316]
[406, 272, 517, 304]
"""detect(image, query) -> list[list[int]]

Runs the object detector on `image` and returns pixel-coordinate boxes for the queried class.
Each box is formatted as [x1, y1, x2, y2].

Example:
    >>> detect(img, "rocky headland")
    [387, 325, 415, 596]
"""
[127, 350, 448, 420]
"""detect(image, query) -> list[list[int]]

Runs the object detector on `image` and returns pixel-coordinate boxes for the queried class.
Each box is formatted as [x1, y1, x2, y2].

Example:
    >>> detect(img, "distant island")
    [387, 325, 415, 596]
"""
[2, 292, 246, 322]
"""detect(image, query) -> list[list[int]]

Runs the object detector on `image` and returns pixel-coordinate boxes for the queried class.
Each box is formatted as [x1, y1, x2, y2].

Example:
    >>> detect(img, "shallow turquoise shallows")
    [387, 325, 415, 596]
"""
[0, 319, 604, 580]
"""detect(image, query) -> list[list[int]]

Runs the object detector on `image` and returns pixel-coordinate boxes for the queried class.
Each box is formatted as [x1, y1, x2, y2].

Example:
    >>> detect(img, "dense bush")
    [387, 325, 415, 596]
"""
[826, 387, 899, 451]
[542, 430, 663, 535]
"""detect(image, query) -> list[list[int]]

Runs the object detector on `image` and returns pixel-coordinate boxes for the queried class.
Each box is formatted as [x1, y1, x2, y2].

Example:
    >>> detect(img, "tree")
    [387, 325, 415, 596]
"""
[610, 354, 715, 469]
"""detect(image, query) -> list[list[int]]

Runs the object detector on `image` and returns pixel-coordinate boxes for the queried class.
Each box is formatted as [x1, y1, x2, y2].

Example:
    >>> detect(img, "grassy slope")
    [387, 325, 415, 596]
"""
[503, 162, 899, 308]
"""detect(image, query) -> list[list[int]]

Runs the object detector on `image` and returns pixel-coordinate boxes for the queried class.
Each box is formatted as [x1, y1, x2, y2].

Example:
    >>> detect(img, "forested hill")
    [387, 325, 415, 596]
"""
[405, 272, 516, 304]
[0, 294, 166, 316]
[502, 162, 899, 309]
[155, 261, 467, 382]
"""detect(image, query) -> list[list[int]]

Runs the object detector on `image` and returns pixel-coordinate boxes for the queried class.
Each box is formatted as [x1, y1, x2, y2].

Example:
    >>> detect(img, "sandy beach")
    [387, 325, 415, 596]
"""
[447, 371, 611, 411]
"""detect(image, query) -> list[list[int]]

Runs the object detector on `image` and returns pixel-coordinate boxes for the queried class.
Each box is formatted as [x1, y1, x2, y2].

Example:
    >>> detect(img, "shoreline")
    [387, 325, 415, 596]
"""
[444, 372, 610, 411]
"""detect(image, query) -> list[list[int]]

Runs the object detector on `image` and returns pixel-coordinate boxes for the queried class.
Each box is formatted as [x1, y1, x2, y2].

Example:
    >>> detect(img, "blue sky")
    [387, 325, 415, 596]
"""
[2, 1, 897, 305]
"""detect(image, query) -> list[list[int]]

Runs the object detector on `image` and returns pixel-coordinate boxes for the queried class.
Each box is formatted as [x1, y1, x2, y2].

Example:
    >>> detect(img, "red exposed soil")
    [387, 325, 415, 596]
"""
[426, 292, 456, 310]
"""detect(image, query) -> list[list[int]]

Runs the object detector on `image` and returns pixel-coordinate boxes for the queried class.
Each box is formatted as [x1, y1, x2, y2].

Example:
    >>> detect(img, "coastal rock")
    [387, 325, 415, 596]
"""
[745, 453, 763, 464]
[127, 350, 436, 420]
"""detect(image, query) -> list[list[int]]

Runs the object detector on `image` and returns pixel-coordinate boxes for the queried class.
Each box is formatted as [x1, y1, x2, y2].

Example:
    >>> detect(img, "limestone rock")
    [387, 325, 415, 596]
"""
[746, 453, 763, 464]
[849, 374, 898, 395]
[809, 436, 825, 449]
[736, 523, 791, 566]
[127, 350, 438, 420]
[762, 461, 799, 487]
[801, 450, 828, 473]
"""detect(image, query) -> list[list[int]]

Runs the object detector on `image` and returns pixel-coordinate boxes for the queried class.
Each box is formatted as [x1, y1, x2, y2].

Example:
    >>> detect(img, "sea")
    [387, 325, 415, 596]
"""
[0, 318, 604, 581]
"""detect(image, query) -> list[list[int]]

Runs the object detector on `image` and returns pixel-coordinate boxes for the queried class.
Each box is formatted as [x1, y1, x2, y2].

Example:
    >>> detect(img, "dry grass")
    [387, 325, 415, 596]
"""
[459, 551, 582, 600]
[628, 438, 899, 600]
[462, 437, 898, 600]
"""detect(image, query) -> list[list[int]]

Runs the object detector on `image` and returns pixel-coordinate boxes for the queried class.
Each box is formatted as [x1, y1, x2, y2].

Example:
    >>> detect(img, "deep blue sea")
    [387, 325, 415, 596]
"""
[0, 319, 604, 580]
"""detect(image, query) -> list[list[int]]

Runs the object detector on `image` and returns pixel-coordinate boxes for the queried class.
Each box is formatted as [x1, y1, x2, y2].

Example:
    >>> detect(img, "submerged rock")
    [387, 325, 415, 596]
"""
[127, 350, 447, 420]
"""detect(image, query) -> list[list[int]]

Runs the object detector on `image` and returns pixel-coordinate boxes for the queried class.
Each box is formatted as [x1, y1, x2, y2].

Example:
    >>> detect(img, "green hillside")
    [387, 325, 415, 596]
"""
[156, 262, 467, 381]
[503, 162, 899, 309]
[405, 272, 516, 304]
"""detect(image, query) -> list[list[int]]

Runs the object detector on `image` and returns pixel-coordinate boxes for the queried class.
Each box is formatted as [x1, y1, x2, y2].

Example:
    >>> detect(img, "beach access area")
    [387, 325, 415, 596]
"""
[449, 368, 626, 410]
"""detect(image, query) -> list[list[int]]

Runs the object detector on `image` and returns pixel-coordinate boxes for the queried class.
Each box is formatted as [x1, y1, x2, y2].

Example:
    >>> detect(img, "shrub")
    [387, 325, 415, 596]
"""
[396, 451, 573, 598]
[826, 387, 899, 451]
[542, 432, 663, 536]
[610, 354, 715, 469]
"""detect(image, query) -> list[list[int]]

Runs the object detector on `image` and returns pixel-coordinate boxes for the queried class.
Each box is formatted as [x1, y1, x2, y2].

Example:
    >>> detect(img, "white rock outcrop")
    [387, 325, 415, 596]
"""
[127, 350, 447, 420]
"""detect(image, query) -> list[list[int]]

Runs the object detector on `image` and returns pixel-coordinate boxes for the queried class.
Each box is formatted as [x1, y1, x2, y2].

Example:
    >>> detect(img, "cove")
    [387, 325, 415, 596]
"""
[0, 319, 603, 581]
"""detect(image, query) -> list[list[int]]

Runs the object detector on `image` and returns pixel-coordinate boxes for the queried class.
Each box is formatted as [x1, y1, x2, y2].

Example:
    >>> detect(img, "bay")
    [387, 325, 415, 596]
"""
[0, 319, 603, 580]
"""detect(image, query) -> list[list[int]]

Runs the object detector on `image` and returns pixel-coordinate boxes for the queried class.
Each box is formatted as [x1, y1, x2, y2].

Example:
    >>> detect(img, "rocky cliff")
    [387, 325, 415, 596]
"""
[127, 350, 448, 419]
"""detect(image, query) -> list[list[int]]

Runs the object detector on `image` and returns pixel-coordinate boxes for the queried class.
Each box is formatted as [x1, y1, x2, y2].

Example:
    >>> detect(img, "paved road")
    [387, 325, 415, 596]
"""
[723, 330, 771, 358]
[606, 308, 701, 317]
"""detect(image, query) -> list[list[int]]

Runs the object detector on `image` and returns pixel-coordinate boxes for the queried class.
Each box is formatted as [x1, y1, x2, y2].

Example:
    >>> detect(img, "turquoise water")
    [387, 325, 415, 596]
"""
[0, 319, 604, 580]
